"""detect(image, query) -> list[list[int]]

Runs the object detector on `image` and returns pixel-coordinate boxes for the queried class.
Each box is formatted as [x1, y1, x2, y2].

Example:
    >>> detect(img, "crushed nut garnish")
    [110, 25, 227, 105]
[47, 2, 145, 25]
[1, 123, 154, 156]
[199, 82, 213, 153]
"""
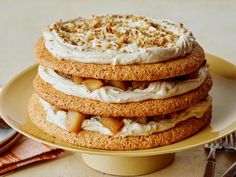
[49, 15, 183, 52]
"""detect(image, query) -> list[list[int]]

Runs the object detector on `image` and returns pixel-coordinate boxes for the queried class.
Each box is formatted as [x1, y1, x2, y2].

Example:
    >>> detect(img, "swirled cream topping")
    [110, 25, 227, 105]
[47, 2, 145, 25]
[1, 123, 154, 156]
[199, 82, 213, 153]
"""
[43, 15, 195, 65]
[38, 65, 208, 103]
[39, 97, 211, 137]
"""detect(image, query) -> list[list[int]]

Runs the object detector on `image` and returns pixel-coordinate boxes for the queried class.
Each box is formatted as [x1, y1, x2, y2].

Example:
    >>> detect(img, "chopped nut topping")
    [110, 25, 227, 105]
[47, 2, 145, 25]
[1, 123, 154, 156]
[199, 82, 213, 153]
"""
[49, 15, 182, 52]
[115, 36, 125, 47]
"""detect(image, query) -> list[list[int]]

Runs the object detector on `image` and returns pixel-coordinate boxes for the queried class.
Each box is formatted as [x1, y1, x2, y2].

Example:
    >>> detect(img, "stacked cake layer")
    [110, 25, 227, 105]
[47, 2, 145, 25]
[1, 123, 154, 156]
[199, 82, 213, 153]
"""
[29, 15, 213, 150]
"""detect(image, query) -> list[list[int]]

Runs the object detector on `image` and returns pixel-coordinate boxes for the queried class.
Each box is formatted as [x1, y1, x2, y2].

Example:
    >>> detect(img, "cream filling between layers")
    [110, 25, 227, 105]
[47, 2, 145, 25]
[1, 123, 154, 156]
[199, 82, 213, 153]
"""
[43, 19, 194, 65]
[38, 65, 208, 103]
[39, 97, 211, 137]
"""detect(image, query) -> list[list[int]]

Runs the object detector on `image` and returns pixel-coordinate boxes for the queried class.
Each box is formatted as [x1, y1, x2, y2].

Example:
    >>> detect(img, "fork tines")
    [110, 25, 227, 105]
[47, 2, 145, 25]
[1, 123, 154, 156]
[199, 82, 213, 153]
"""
[222, 132, 236, 151]
[205, 132, 236, 151]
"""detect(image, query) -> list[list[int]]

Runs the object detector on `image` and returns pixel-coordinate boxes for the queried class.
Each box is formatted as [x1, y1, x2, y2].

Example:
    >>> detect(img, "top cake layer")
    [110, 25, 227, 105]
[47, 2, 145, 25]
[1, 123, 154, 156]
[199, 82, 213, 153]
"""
[43, 15, 195, 65]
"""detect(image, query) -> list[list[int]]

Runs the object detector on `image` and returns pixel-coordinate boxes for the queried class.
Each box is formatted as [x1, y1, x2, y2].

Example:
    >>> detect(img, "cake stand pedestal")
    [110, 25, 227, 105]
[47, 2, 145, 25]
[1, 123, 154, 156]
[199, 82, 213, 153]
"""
[81, 153, 175, 176]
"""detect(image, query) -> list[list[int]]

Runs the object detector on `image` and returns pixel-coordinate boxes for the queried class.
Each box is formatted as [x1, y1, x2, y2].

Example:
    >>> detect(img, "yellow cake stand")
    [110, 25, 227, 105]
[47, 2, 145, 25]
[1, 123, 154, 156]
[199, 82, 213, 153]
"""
[0, 54, 236, 176]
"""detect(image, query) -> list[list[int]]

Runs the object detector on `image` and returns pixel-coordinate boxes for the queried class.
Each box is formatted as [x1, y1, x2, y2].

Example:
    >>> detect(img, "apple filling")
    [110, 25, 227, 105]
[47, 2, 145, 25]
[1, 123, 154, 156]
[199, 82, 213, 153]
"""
[52, 109, 174, 134]
[56, 67, 201, 91]
[38, 64, 208, 104]
[39, 96, 211, 136]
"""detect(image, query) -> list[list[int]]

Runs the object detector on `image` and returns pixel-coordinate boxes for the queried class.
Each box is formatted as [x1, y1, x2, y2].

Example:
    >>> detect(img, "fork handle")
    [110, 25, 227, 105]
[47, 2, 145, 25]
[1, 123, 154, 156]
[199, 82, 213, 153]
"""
[222, 161, 236, 177]
[204, 159, 216, 177]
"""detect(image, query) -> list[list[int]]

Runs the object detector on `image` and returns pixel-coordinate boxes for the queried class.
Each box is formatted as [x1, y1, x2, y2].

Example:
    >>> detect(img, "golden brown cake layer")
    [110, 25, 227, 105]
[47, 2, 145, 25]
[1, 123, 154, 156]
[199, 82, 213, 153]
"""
[28, 94, 211, 150]
[36, 38, 205, 81]
[33, 74, 212, 117]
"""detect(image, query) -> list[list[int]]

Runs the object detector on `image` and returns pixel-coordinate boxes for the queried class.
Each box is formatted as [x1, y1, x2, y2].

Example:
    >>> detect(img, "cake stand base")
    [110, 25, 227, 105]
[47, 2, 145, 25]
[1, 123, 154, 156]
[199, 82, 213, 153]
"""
[81, 153, 175, 176]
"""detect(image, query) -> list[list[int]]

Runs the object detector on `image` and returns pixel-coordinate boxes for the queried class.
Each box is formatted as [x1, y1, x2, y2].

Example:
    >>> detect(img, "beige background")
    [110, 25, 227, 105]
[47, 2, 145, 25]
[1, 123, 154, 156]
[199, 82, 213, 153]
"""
[0, 0, 236, 176]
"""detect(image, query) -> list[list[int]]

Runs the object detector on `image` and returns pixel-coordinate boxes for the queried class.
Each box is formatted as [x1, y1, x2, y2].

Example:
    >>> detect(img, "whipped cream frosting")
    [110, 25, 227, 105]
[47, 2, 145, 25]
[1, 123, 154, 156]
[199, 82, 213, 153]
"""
[38, 65, 208, 103]
[39, 97, 211, 137]
[43, 15, 195, 65]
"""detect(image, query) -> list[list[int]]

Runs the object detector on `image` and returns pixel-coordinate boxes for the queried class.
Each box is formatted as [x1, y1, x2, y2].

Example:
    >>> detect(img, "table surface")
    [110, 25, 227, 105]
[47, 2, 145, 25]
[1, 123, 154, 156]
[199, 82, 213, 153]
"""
[0, 0, 236, 176]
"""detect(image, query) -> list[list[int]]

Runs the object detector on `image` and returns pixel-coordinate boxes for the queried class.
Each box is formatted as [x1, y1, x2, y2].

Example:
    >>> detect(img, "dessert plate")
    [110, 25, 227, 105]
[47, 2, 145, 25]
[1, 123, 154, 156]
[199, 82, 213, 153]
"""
[0, 133, 21, 155]
[0, 54, 236, 176]
[0, 128, 17, 146]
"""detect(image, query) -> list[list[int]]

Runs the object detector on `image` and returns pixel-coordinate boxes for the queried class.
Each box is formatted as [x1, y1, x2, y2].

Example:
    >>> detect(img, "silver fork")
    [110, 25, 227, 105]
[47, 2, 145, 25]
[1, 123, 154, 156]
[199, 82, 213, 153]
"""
[221, 132, 236, 177]
[204, 132, 236, 177]
[204, 139, 223, 177]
